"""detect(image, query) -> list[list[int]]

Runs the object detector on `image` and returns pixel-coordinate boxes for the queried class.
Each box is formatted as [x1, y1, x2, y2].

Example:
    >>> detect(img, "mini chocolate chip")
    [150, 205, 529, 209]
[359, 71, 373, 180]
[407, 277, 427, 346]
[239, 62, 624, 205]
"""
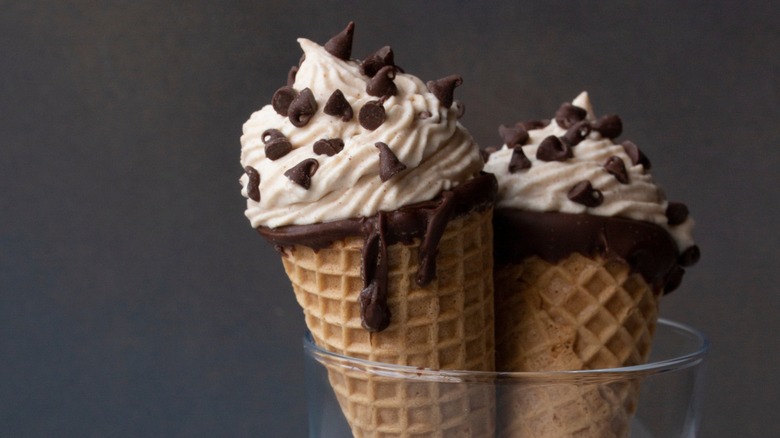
[568, 180, 603, 207]
[261, 129, 285, 144]
[621, 140, 652, 169]
[679, 245, 700, 267]
[323, 22, 354, 60]
[323, 89, 353, 121]
[313, 138, 344, 156]
[360, 46, 394, 77]
[498, 124, 529, 148]
[562, 120, 591, 146]
[288, 88, 318, 127]
[508, 147, 532, 173]
[271, 86, 298, 116]
[366, 65, 397, 97]
[452, 100, 465, 119]
[284, 158, 319, 189]
[426, 75, 462, 108]
[519, 119, 550, 130]
[286, 65, 298, 87]
[664, 265, 685, 294]
[265, 137, 293, 160]
[358, 100, 386, 130]
[604, 156, 629, 184]
[555, 103, 587, 129]
[666, 202, 690, 226]
[375, 142, 406, 181]
[244, 165, 260, 202]
[593, 115, 623, 138]
[536, 135, 573, 162]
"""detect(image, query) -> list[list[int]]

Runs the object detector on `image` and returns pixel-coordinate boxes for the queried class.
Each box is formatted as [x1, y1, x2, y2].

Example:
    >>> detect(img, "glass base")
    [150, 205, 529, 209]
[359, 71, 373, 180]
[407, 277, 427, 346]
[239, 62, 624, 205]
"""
[304, 319, 708, 438]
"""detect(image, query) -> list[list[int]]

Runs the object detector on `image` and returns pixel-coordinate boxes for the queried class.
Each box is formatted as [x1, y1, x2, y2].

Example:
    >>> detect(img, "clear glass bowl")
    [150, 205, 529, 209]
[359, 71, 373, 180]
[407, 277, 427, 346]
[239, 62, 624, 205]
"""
[304, 318, 709, 437]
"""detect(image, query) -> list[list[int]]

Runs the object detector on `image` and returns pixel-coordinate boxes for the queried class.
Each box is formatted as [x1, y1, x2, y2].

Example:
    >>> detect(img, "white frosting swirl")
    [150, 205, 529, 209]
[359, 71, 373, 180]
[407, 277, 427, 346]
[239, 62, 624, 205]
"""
[484, 92, 695, 250]
[240, 39, 483, 229]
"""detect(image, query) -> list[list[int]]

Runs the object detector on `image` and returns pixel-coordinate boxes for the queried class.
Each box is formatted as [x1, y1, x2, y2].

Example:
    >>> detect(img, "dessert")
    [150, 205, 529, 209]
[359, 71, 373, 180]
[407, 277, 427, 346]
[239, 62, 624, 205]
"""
[484, 92, 699, 437]
[239, 23, 497, 437]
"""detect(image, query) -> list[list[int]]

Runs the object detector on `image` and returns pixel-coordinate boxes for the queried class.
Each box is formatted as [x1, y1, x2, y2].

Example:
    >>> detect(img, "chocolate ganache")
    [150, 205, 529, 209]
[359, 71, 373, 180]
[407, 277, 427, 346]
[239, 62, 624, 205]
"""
[258, 172, 497, 332]
[493, 209, 686, 293]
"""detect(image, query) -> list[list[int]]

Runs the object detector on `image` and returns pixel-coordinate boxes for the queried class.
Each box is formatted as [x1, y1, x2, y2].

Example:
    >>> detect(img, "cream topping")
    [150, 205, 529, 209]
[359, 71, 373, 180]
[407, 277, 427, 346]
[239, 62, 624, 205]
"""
[240, 39, 482, 228]
[484, 92, 696, 250]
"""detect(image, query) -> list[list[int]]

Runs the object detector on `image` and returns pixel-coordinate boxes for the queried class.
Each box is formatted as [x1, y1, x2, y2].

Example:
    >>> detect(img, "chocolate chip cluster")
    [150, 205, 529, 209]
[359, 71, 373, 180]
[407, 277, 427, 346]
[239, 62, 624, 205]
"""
[244, 22, 466, 200]
[486, 101, 653, 209]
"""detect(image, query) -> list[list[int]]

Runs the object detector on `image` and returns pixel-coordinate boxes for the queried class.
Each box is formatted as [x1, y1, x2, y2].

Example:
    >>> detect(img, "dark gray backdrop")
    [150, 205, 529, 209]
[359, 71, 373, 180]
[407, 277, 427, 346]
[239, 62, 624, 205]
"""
[2, 1, 778, 436]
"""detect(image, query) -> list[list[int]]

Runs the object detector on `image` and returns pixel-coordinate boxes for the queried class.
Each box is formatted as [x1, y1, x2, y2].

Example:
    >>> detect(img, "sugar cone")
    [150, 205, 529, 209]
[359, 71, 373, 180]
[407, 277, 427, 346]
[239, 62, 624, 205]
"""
[284, 208, 496, 437]
[494, 253, 660, 438]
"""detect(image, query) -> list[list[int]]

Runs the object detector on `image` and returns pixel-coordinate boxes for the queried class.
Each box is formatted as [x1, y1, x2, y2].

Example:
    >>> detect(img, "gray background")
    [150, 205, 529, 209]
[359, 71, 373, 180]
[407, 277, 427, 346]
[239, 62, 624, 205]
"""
[2, 1, 778, 436]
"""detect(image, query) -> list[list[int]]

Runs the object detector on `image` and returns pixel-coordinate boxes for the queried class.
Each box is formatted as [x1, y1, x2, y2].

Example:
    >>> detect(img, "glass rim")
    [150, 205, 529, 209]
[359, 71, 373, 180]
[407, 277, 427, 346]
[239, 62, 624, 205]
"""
[303, 318, 709, 383]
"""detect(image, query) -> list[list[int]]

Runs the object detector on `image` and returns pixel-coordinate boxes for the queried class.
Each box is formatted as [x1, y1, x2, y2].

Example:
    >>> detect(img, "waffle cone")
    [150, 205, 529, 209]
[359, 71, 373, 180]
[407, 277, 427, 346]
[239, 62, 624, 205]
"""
[494, 253, 660, 438]
[284, 208, 496, 437]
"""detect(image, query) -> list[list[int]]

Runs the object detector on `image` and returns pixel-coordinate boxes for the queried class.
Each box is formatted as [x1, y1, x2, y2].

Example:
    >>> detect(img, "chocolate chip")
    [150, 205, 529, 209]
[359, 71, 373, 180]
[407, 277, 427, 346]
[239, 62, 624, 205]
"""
[499, 124, 529, 148]
[604, 156, 629, 184]
[593, 115, 623, 138]
[375, 142, 406, 181]
[358, 100, 386, 130]
[426, 75, 463, 108]
[366, 65, 397, 97]
[562, 120, 591, 146]
[323, 21, 354, 61]
[261, 129, 285, 144]
[286, 65, 298, 87]
[679, 245, 700, 267]
[663, 265, 685, 294]
[518, 119, 550, 130]
[271, 86, 297, 116]
[265, 137, 293, 160]
[508, 147, 532, 173]
[323, 89, 353, 121]
[360, 46, 394, 77]
[284, 158, 319, 189]
[666, 202, 689, 226]
[568, 180, 603, 207]
[452, 100, 465, 119]
[536, 135, 573, 162]
[313, 138, 344, 156]
[621, 140, 652, 169]
[244, 165, 260, 202]
[555, 103, 587, 128]
[288, 88, 318, 127]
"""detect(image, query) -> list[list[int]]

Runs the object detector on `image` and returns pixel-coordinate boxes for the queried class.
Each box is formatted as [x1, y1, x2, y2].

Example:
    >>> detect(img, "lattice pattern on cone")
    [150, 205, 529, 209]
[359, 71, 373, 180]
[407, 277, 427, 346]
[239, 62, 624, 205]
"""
[281, 208, 496, 436]
[326, 363, 495, 437]
[494, 253, 659, 438]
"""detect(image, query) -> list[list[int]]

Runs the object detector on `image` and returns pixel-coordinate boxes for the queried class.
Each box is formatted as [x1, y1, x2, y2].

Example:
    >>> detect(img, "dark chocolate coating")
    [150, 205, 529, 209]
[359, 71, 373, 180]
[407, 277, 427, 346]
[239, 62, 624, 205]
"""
[493, 209, 683, 293]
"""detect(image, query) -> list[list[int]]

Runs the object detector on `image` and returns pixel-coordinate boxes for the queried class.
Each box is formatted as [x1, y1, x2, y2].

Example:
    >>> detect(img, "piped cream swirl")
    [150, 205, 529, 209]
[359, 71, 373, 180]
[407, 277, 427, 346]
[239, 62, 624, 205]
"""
[240, 39, 482, 228]
[484, 92, 695, 251]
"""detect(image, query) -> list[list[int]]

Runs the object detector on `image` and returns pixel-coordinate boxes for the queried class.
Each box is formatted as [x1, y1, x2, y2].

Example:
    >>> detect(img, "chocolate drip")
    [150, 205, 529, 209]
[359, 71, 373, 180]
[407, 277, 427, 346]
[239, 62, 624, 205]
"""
[257, 173, 498, 330]
[359, 212, 391, 332]
[493, 209, 683, 292]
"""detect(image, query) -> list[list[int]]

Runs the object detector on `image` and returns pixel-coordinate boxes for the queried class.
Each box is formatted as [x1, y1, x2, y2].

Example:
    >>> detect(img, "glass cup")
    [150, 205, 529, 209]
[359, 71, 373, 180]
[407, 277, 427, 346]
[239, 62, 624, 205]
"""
[304, 318, 709, 437]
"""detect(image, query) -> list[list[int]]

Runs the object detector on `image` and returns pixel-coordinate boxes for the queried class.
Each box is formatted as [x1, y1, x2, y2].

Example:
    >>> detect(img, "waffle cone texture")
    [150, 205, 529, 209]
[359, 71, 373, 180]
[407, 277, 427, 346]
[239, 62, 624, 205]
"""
[282, 208, 496, 437]
[494, 253, 660, 438]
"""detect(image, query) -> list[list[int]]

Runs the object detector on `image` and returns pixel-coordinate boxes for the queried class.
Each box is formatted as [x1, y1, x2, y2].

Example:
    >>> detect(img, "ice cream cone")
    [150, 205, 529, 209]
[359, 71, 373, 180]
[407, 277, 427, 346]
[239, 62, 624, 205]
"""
[483, 92, 699, 437]
[493, 253, 658, 437]
[284, 208, 496, 437]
